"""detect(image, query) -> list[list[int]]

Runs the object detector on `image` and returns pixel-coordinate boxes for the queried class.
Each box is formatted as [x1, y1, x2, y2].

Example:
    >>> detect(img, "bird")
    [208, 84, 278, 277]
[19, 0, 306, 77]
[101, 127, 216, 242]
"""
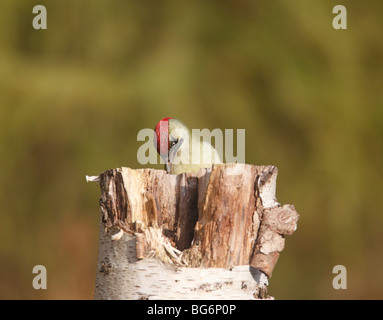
[154, 117, 222, 174]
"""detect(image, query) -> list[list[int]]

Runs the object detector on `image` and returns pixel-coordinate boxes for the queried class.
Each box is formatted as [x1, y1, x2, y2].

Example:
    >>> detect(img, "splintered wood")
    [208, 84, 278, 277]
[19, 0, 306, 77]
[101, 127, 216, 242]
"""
[93, 163, 299, 299]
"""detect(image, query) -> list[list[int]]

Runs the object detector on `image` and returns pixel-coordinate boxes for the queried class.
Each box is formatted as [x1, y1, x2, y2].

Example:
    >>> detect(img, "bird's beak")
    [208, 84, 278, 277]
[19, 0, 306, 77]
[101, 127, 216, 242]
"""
[166, 138, 184, 174]
[165, 161, 172, 174]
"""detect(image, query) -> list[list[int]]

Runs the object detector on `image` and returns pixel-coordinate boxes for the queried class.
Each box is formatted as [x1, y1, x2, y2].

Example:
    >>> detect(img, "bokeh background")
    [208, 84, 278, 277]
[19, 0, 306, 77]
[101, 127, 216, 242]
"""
[1, 0, 382, 299]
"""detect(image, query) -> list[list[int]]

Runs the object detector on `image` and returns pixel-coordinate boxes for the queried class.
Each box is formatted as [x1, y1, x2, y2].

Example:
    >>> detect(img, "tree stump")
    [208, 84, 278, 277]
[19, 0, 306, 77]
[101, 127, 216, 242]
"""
[88, 163, 299, 300]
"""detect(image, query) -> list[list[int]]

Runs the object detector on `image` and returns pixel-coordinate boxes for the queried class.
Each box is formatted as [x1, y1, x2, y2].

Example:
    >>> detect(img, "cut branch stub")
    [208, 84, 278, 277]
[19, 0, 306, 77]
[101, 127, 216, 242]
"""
[262, 205, 299, 236]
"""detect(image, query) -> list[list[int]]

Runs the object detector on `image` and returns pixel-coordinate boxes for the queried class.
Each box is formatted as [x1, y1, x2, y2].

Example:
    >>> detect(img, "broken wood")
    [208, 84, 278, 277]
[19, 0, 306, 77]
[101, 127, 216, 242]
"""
[90, 163, 299, 299]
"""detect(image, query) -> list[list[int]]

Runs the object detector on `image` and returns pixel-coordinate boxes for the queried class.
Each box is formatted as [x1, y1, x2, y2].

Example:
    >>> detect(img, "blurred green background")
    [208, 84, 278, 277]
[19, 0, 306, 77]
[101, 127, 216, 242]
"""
[1, 0, 382, 299]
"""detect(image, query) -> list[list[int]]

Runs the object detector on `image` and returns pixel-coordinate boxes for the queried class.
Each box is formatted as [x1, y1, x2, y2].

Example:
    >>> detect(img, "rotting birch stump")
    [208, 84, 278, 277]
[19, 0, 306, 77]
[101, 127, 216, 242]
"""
[87, 163, 299, 300]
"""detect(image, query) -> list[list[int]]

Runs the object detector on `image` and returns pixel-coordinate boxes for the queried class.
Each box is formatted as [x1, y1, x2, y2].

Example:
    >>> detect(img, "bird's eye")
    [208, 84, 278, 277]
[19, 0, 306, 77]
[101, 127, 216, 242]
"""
[169, 140, 178, 149]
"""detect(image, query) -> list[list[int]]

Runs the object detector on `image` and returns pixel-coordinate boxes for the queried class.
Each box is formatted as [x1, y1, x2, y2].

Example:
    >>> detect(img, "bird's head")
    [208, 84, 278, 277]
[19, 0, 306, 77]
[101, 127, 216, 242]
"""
[154, 117, 189, 172]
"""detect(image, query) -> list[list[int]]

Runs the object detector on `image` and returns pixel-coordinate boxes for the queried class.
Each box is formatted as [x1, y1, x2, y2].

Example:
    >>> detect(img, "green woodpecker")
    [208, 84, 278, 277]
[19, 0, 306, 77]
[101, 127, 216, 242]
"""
[154, 117, 222, 174]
